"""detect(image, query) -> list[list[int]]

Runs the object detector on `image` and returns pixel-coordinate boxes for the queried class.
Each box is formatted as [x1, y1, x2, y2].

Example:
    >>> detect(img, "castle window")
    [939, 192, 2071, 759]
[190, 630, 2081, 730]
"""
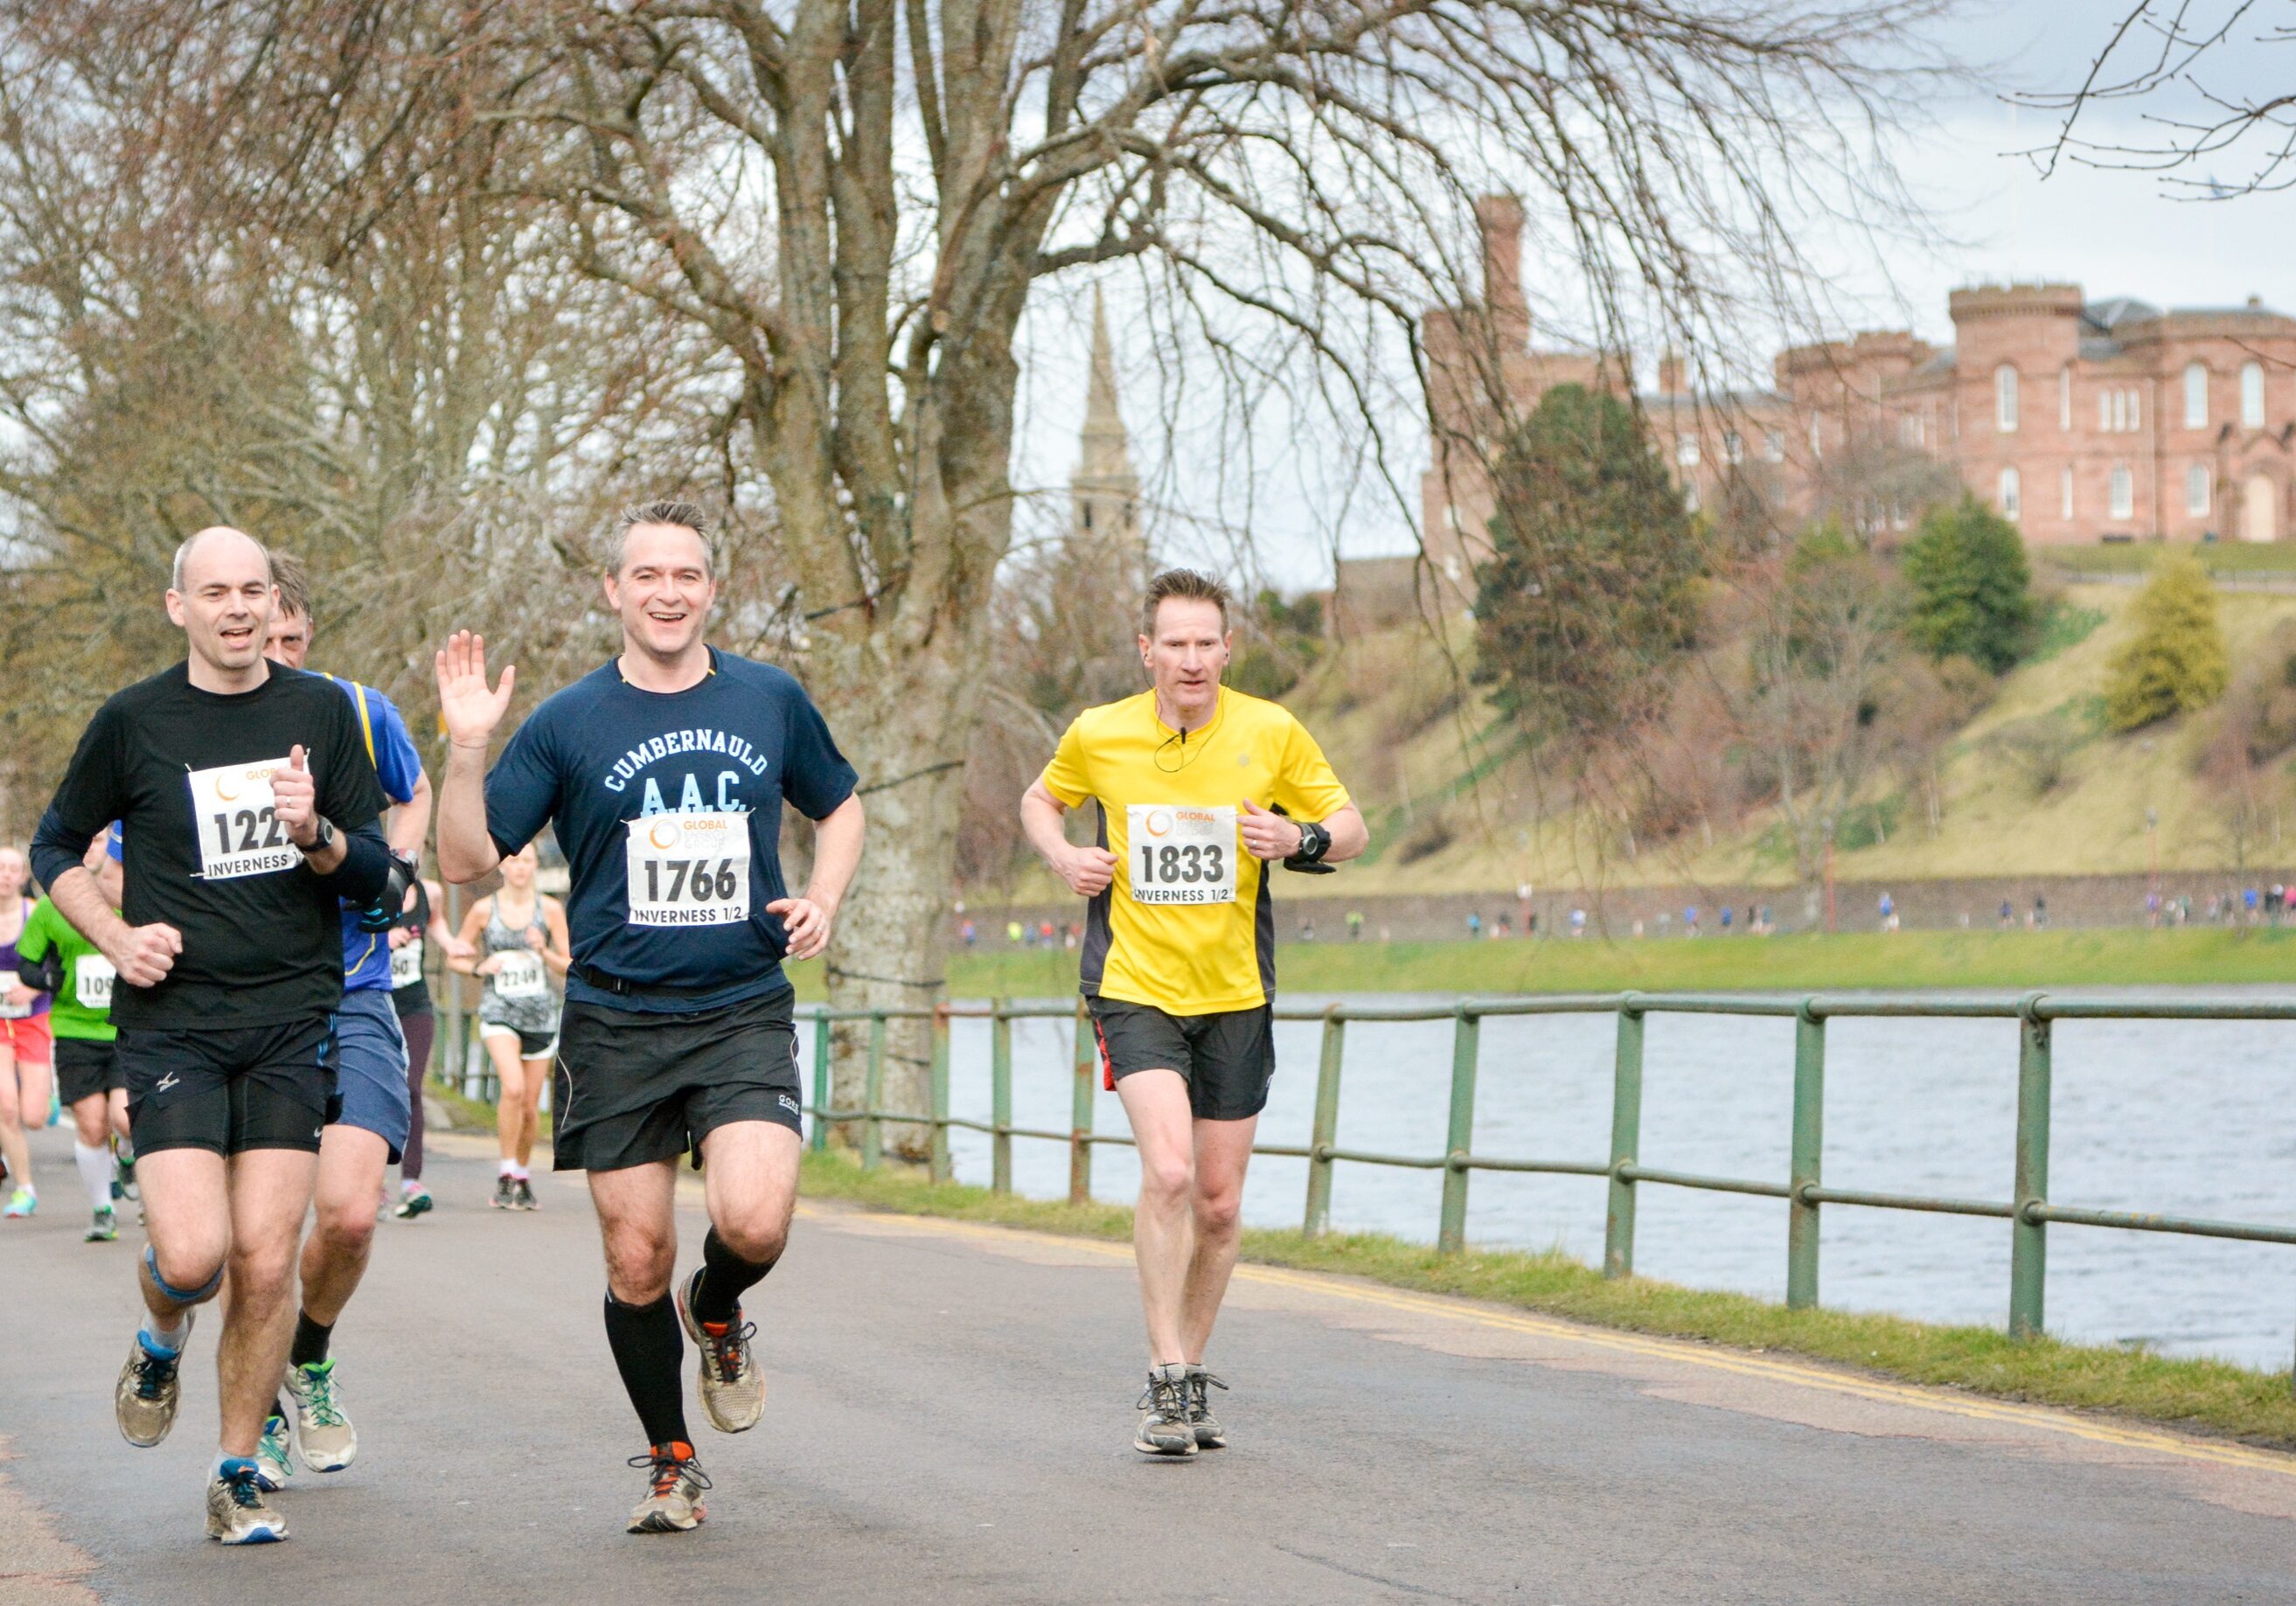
[1999, 465, 2021, 521]
[1723, 431, 1743, 464]
[1995, 365, 2019, 432]
[2111, 464, 2133, 518]
[2061, 465, 2074, 518]
[1899, 414, 1921, 448]
[2188, 462, 2211, 516]
[1764, 429, 1785, 462]
[1675, 435, 1700, 467]
[1809, 417, 1824, 460]
[1683, 478, 1701, 514]
[2243, 361, 2265, 428]
[2099, 390, 2112, 431]
[2185, 362, 2209, 428]
[2059, 367, 2072, 429]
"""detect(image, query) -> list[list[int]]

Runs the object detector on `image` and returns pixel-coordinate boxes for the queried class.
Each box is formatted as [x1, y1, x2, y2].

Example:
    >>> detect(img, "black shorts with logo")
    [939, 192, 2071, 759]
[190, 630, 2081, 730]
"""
[1087, 997, 1276, 1122]
[552, 987, 804, 1173]
[116, 1017, 335, 1158]
[54, 1037, 122, 1106]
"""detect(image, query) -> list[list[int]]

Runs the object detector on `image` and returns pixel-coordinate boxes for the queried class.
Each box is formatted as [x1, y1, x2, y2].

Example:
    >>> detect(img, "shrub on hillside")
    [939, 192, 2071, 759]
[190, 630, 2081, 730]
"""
[1900, 494, 2035, 673]
[2103, 554, 2230, 731]
[1991, 712, 2082, 797]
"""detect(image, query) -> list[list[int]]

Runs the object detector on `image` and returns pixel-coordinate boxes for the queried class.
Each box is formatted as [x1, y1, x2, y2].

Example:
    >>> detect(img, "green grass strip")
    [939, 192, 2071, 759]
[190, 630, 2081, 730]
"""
[799, 1146, 2296, 1450]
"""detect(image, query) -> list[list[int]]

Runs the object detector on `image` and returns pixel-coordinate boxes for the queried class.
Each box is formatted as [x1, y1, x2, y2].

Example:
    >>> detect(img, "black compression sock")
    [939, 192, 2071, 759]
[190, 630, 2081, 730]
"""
[692, 1227, 778, 1327]
[602, 1291, 690, 1449]
[290, 1311, 333, 1369]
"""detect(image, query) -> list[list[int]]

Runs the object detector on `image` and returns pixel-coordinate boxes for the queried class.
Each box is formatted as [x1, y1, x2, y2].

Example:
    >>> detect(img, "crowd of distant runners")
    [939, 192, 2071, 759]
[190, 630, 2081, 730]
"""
[7, 506, 1363, 1543]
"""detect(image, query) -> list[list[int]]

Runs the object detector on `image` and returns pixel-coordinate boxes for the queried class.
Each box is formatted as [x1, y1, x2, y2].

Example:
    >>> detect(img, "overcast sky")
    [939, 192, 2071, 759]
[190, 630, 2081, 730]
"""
[1013, 2, 2296, 583]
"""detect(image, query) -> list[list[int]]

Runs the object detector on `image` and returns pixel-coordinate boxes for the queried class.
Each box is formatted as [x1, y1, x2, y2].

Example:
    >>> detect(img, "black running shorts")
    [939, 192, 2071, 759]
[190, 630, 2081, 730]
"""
[117, 1017, 335, 1158]
[54, 1037, 122, 1106]
[1087, 997, 1276, 1122]
[552, 988, 803, 1173]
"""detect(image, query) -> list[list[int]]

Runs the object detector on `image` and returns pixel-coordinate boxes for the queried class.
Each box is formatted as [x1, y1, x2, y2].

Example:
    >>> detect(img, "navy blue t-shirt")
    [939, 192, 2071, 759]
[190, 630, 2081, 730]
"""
[482, 649, 857, 1013]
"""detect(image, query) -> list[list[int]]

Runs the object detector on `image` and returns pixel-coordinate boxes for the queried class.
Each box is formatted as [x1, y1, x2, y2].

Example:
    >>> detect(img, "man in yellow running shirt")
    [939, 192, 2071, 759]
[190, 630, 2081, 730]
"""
[1021, 568, 1368, 1457]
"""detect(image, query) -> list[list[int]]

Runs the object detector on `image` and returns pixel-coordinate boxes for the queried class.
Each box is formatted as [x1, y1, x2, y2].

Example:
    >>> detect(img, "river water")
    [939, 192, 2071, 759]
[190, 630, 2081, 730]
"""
[835, 990, 2296, 1371]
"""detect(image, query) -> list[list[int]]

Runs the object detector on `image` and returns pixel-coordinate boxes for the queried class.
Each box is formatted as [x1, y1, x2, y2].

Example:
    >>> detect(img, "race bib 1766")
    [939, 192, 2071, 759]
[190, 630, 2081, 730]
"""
[624, 810, 751, 927]
[74, 954, 115, 1010]
[186, 757, 299, 879]
[1125, 804, 1238, 904]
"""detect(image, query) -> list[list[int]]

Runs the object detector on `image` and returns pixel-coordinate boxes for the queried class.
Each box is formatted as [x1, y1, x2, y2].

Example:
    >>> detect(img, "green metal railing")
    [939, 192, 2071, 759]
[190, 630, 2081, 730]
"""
[803, 991, 2296, 1342]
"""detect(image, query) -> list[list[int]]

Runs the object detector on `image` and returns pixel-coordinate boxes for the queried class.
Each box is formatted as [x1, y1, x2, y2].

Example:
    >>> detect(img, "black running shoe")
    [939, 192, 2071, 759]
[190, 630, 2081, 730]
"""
[491, 1174, 517, 1210]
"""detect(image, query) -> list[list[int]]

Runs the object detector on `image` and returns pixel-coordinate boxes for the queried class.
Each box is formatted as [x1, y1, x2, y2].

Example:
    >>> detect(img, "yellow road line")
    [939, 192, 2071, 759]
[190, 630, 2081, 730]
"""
[804, 1204, 2296, 1481]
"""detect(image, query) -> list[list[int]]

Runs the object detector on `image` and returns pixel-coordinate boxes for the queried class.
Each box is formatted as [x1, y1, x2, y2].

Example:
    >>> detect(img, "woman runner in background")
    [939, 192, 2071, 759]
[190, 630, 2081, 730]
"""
[450, 843, 568, 1210]
[0, 846, 54, 1217]
[389, 865, 474, 1219]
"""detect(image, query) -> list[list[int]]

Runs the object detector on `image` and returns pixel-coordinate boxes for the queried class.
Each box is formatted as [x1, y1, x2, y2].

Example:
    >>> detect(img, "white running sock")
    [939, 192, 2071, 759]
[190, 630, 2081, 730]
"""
[498, 1158, 517, 1177]
[73, 1142, 112, 1212]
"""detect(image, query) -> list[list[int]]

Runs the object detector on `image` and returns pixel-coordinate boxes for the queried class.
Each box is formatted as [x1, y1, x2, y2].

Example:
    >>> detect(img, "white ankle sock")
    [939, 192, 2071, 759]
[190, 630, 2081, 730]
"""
[73, 1142, 112, 1212]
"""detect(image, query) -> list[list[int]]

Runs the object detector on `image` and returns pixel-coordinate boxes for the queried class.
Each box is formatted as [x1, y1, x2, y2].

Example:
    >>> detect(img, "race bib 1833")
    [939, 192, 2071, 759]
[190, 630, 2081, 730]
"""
[187, 757, 299, 879]
[74, 954, 115, 1011]
[624, 811, 751, 928]
[389, 939, 424, 990]
[1125, 804, 1238, 905]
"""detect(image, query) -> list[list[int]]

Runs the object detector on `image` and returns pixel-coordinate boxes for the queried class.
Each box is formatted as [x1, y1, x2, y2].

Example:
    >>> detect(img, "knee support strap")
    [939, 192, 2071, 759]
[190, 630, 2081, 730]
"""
[143, 1244, 223, 1305]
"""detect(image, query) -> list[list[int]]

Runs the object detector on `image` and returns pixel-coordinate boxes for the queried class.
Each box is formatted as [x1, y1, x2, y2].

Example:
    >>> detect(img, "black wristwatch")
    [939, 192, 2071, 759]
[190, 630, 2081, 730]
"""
[1284, 819, 1331, 867]
[303, 816, 337, 855]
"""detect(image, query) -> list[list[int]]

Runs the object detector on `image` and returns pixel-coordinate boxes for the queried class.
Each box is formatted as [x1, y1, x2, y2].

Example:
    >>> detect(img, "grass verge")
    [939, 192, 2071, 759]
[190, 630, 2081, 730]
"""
[800, 927, 2296, 1002]
[799, 1145, 2296, 1450]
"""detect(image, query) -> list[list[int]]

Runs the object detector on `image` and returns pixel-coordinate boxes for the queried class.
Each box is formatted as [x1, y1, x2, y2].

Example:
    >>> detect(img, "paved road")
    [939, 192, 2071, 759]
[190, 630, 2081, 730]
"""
[6, 1124, 2296, 1605]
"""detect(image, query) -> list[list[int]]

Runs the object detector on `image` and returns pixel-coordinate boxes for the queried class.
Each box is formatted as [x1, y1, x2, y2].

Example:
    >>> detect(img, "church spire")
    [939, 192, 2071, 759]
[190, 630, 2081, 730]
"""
[1071, 285, 1142, 560]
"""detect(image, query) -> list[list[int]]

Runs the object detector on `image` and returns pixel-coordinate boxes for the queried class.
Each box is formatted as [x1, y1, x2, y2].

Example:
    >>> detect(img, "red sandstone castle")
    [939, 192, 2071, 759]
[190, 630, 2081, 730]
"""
[1346, 197, 2296, 622]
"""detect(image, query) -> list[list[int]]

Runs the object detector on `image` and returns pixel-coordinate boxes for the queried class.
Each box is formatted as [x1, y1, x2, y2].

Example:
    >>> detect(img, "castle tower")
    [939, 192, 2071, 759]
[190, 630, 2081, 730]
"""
[1070, 286, 1145, 567]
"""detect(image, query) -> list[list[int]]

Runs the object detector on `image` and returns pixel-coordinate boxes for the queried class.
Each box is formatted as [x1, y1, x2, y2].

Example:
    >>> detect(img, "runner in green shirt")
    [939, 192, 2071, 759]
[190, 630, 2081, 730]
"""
[20, 834, 129, 1241]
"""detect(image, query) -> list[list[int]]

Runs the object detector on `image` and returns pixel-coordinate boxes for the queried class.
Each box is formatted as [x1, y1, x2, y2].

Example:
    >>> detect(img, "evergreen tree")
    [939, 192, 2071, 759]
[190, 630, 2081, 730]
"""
[1900, 494, 2035, 673]
[2104, 553, 2230, 731]
[1473, 385, 1703, 738]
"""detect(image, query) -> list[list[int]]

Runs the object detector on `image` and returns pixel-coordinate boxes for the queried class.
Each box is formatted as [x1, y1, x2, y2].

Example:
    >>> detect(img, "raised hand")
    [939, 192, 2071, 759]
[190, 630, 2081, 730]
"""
[1239, 797, 1305, 861]
[1057, 844, 1118, 897]
[767, 895, 835, 961]
[108, 921, 183, 988]
[274, 745, 320, 847]
[435, 630, 516, 749]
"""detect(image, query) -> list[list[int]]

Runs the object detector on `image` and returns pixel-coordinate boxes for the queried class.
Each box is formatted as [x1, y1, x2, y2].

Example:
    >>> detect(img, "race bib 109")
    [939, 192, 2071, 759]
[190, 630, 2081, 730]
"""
[491, 950, 548, 999]
[624, 811, 751, 928]
[390, 939, 424, 990]
[74, 954, 115, 1011]
[1125, 804, 1238, 905]
[187, 758, 298, 879]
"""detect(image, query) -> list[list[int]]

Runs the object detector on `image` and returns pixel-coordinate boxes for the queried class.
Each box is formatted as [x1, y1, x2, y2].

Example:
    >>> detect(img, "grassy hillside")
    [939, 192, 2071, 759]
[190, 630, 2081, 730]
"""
[1271, 581, 2296, 894]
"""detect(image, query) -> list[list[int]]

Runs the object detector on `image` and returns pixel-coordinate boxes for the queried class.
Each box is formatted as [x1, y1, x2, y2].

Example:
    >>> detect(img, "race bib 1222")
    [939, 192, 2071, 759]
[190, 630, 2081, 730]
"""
[186, 758, 299, 879]
[1125, 804, 1238, 905]
[624, 810, 751, 927]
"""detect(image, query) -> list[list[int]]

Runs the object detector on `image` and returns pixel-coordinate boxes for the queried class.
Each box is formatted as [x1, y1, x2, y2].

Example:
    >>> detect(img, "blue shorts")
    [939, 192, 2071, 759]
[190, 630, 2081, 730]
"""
[329, 990, 412, 1162]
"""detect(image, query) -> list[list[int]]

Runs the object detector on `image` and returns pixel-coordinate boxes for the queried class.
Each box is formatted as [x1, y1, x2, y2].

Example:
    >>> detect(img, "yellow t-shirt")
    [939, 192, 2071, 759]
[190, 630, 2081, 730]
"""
[1040, 685, 1351, 1015]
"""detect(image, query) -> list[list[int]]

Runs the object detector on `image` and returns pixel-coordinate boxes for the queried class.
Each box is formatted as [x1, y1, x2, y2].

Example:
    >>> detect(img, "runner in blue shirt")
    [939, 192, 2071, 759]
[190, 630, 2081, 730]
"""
[434, 501, 865, 1536]
[253, 554, 428, 1489]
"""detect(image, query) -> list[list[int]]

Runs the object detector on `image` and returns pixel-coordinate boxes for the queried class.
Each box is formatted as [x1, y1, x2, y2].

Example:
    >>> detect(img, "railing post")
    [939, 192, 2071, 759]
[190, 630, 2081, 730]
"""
[1437, 1005, 1481, 1254]
[1069, 999, 1095, 1205]
[862, 1012, 887, 1172]
[2009, 992, 2052, 1339]
[1303, 1009, 1347, 1236]
[1604, 996, 1645, 1279]
[809, 1008, 831, 1153]
[1786, 1001, 1826, 1310]
[929, 1004, 952, 1185]
[991, 998, 1012, 1195]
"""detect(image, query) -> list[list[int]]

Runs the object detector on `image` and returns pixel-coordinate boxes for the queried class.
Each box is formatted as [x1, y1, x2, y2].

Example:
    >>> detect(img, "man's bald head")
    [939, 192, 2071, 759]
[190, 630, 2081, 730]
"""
[171, 526, 271, 595]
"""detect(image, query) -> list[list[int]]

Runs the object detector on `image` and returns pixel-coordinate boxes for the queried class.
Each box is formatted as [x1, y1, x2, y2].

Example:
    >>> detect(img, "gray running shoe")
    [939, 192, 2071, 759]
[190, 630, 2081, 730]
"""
[677, 1269, 764, 1433]
[115, 1316, 193, 1448]
[85, 1206, 117, 1242]
[491, 1174, 517, 1209]
[255, 1410, 296, 1491]
[285, 1359, 358, 1471]
[1185, 1365, 1228, 1449]
[1134, 1363, 1199, 1457]
[627, 1445, 710, 1533]
[513, 1178, 538, 1211]
[205, 1460, 289, 1544]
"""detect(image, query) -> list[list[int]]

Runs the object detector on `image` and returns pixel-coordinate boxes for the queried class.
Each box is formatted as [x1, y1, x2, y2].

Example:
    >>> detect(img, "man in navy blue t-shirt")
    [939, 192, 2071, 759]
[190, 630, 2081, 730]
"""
[435, 500, 865, 1537]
